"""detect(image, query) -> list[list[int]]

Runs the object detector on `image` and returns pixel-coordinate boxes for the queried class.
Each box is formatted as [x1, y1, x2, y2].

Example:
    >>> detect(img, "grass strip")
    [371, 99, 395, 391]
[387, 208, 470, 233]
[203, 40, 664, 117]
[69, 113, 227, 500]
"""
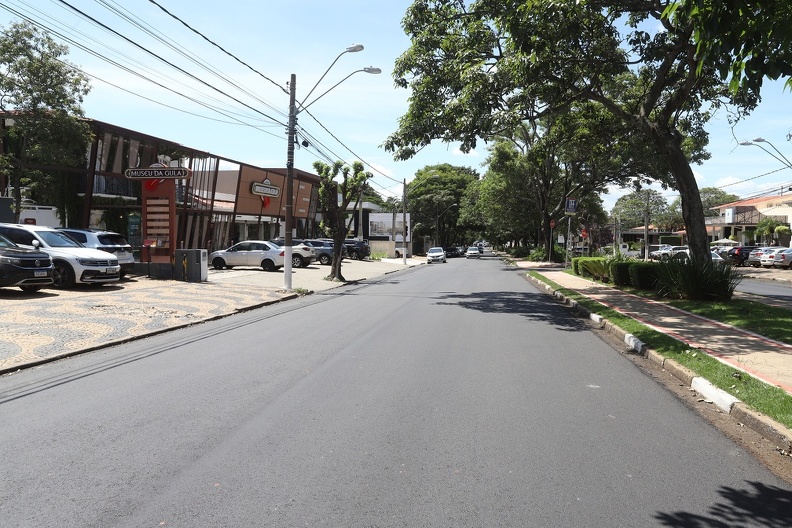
[528, 271, 792, 430]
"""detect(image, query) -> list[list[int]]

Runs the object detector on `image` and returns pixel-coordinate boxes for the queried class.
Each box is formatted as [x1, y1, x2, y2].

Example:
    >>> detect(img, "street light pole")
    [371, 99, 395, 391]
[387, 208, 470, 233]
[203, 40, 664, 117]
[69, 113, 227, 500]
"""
[284, 73, 297, 290]
[282, 45, 379, 290]
[402, 178, 407, 265]
[739, 138, 792, 170]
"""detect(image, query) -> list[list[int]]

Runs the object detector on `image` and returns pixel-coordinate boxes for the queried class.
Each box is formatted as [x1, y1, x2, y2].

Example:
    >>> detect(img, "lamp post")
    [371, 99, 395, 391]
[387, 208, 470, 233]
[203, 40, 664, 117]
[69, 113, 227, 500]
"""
[739, 137, 792, 170]
[283, 45, 379, 289]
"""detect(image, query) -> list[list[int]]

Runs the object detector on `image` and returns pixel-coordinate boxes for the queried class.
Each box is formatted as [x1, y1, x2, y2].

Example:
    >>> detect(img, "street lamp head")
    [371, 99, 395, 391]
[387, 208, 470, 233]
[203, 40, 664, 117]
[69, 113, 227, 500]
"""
[739, 141, 754, 146]
[363, 67, 382, 74]
[753, 137, 768, 143]
[346, 44, 364, 53]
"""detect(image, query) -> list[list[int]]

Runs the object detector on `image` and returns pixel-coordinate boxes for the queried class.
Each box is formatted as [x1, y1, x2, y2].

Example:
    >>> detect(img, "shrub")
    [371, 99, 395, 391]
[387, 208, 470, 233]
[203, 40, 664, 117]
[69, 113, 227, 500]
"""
[509, 246, 531, 258]
[578, 257, 610, 282]
[629, 261, 659, 290]
[655, 258, 742, 301]
[528, 247, 547, 261]
[611, 261, 633, 286]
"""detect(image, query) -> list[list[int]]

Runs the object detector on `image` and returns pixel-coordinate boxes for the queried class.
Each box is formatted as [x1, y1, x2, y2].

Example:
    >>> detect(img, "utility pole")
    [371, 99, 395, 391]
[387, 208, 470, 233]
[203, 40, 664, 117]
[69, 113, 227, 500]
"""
[284, 74, 296, 289]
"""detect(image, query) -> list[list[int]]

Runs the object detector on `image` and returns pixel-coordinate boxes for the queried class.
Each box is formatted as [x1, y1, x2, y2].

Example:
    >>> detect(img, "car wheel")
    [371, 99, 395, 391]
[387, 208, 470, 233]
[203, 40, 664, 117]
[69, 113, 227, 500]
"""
[319, 254, 331, 265]
[350, 251, 360, 260]
[261, 259, 276, 272]
[52, 262, 75, 288]
[292, 255, 304, 268]
[212, 257, 226, 270]
[20, 285, 42, 293]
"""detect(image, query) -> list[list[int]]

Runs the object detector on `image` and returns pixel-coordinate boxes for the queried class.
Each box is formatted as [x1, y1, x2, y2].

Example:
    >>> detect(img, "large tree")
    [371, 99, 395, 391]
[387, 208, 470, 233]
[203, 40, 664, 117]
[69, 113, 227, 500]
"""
[0, 22, 92, 222]
[384, 0, 756, 263]
[313, 160, 372, 281]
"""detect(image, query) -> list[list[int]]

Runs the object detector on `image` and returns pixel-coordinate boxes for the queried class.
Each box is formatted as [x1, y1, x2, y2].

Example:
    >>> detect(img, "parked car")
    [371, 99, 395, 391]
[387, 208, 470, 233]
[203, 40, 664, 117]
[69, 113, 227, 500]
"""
[726, 246, 759, 266]
[58, 228, 135, 277]
[772, 248, 792, 269]
[0, 232, 54, 292]
[648, 244, 674, 260]
[302, 239, 341, 265]
[0, 223, 120, 288]
[465, 246, 481, 259]
[209, 240, 284, 271]
[760, 247, 788, 267]
[426, 247, 447, 263]
[343, 239, 371, 260]
[443, 246, 461, 258]
[746, 247, 775, 267]
[652, 245, 687, 260]
[268, 239, 316, 268]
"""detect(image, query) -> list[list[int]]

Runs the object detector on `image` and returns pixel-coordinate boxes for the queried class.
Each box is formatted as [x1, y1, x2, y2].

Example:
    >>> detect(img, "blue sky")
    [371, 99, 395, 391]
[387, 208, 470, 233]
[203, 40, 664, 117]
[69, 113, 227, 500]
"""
[1, 0, 791, 212]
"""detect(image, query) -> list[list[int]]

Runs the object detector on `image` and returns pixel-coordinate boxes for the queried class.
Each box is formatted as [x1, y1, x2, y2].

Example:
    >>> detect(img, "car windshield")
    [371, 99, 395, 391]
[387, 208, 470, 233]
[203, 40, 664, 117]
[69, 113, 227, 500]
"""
[97, 233, 130, 245]
[37, 230, 82, 248]
[0, 233, 17, 248]
[467, 247, 478, 251]
[428, 248, 443, 253]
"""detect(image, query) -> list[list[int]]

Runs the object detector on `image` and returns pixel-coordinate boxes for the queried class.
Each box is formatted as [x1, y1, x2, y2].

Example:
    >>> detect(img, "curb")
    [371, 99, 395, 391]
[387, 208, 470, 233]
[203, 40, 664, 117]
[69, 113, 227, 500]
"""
[524, 272, 792, 452]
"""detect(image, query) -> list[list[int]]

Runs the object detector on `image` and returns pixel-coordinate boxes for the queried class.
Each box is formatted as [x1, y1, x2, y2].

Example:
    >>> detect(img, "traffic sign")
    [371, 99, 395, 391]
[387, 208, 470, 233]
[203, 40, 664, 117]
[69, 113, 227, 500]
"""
[565, 197, 578, 216]
[124, 166, 192, 179]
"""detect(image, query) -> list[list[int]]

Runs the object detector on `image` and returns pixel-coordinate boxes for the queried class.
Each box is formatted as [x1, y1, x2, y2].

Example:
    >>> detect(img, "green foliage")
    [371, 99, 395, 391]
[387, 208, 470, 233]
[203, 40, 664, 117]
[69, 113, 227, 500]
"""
[629, 261, 659, 290]
[528, 246, 547, 262]
[313, 160, 372, 281]
[0, 21, 92, 222]
[655, 259, 742, 301]
[507, 246, 531, 258]
[611, 261, 633, 286]
[578, 257, 610, 282]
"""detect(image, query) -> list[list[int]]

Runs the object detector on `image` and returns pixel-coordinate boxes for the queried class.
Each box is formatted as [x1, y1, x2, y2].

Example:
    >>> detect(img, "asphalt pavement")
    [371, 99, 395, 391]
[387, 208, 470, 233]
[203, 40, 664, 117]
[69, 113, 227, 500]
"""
[2, 251, 791, 452]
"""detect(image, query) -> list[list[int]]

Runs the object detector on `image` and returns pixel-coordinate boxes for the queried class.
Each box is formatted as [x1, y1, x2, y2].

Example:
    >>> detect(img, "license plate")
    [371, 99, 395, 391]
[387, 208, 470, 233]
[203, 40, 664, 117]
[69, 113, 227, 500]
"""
[34, 270, 47, 277]
[105, 268, 114, 274]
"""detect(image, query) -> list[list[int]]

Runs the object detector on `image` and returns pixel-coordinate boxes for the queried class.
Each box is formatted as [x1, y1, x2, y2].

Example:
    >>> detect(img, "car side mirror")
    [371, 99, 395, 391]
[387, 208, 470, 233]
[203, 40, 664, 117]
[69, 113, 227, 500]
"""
[32, 240, 40, 248]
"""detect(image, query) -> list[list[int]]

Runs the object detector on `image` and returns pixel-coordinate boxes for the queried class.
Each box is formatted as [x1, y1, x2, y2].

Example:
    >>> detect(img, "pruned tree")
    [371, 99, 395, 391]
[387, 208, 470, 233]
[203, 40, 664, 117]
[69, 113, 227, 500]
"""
[0, 21, 92, 222]
[384, 0, 757, 263]
[313, 160, 371, 281]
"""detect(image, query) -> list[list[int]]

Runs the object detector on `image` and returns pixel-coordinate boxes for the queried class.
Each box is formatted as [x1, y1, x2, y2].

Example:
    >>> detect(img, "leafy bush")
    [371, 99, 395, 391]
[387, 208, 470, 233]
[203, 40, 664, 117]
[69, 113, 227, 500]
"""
[611, 261, 633, 286]
[655, 258, 742, 301]
[578, 257, 610, 282]
[629, 261, 659, 290]
[528, 247, 547, 261]
[509, 246, 531, 258]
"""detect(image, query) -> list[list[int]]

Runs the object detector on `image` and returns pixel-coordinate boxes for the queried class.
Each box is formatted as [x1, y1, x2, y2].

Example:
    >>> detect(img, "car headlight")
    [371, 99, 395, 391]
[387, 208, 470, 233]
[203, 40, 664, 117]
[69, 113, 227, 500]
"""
[0, 255, 22, 265]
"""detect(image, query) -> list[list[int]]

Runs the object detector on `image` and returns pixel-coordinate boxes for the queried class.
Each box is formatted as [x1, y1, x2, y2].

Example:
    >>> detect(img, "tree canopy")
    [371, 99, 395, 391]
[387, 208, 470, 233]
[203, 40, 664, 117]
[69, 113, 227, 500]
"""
[0, 21, 92, 222]
[384, 0, 763, 263]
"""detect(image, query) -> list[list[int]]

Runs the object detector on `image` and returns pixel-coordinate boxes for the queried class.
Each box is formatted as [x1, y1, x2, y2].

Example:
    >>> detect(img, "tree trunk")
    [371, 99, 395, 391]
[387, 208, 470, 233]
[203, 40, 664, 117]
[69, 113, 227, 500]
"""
[642, 124, 710, 263]
[664, 143, 709, 262]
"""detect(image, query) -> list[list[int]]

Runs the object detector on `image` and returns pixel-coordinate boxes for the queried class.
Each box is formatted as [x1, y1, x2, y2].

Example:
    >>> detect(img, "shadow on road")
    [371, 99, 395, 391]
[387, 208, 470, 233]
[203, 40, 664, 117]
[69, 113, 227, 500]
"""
[654, 480, 792, 527]
[435, 290, 588, 332]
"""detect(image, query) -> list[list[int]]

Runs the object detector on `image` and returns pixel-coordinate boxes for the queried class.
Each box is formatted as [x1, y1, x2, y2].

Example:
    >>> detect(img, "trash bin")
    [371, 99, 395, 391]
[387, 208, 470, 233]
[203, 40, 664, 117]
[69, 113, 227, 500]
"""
[175, 249, 208, 282]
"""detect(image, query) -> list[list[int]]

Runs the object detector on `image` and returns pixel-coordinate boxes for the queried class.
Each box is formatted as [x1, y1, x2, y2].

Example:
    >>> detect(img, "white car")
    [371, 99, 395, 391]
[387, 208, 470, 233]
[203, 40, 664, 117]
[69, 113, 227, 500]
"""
[426, 247, 446, 263]
[210, 240, 284, 271]
[0, 223, 121, 288]
[760, 247, 787, 267]
[465, 246, 481, 259]
[268, 239, 317, 268]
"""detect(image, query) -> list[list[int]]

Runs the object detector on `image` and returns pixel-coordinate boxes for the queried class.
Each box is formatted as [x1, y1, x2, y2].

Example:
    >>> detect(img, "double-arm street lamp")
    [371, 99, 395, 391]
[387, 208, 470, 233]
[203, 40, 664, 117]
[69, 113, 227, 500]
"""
[739, 137, 792, 170]
[283, 45, 380, 289]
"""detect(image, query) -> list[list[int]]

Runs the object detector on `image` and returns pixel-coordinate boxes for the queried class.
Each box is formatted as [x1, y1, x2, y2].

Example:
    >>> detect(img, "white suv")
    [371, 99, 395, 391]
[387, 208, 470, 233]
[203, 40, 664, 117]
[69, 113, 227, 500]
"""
[0, 223, 121, 288]
[58, 228, 135, 277]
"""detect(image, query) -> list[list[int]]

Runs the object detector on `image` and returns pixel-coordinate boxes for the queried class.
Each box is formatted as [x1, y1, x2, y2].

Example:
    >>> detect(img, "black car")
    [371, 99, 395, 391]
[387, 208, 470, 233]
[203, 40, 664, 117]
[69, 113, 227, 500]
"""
[343, 239, 370, 260]
[727, 246, 759, 266]
[444, 246, 461, 258]
[0, 232, 54, 292]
